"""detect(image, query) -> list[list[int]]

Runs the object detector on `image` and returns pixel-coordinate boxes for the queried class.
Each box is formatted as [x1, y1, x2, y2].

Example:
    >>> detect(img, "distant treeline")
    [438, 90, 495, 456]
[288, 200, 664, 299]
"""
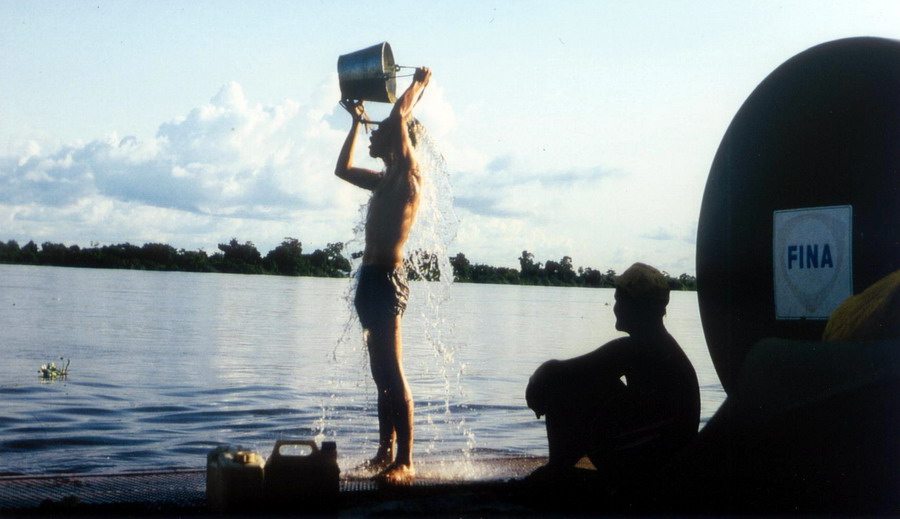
[0, 238, 697, 291]
[0, 238, 349, 277]
[450, 251, 696, 291]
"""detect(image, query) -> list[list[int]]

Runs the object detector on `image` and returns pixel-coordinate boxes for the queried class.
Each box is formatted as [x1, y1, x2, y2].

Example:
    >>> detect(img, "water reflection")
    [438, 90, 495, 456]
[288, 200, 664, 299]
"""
[0, 265, 724, 475]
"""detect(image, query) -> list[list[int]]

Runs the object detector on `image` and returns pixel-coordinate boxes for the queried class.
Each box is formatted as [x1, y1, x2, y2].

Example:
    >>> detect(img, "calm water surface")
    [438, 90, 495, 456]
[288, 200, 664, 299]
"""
[0, 264, 724, 476]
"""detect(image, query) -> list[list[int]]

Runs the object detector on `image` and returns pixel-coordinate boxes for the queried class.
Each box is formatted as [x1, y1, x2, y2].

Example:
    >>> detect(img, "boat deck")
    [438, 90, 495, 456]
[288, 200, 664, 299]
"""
[0, 457, 549, 516]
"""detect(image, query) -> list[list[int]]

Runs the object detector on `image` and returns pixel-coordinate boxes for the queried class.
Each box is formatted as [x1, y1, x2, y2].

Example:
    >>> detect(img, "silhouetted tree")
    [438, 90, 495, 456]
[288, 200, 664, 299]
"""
[217, 238, 262, 274]
[177, 249, 213, 272]
[580, 267, 603, 287]
[325, 242, 351, 275]
[21, 241, 38, 262]
[605, 269, 617, 287]
[519, 250, 542, 284]
[39, 242, 71, 266]
[141, 243, 177, 269]
[450, 252, 472, 282]
[265, 238, 304, 275]
[678, 273, 698, 290]
[407, 249, 441, 281]
[0, 240, 20, 263]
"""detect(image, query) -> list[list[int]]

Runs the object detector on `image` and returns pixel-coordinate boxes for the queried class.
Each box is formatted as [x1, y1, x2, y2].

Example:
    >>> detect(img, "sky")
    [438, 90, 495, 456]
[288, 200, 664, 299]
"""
[2, 1, 900, 276]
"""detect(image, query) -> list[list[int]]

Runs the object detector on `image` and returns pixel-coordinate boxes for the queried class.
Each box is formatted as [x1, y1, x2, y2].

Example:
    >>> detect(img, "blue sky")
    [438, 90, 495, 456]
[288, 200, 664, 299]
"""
[3, 1, 899, 275]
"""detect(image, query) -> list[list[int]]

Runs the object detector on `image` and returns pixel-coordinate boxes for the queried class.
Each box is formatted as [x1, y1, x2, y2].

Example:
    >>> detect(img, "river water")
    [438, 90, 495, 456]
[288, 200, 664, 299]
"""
[0, 264, 725, 476]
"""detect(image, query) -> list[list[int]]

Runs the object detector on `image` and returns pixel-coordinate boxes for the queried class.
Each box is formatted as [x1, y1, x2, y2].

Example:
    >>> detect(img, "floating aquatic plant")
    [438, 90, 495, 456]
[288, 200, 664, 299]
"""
[38, 357, 70, 379]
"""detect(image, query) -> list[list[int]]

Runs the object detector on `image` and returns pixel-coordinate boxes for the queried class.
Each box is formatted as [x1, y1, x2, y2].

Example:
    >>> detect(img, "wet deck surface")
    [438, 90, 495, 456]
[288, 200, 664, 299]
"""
[0, 457, 549, 516]
[0, 470, 207, 512]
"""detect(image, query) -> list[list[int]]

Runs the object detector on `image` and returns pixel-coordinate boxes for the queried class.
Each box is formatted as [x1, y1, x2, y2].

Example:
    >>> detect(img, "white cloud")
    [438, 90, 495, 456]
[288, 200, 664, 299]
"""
[410, 82, 456, 140]
[1, 77, 700, 275]
[0, 79, 364, 252]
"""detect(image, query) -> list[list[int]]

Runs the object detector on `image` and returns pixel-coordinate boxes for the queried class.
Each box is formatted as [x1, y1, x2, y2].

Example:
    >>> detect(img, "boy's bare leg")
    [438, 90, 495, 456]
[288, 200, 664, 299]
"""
[367, 316, 415, 482]
[361, 326, 395, 471]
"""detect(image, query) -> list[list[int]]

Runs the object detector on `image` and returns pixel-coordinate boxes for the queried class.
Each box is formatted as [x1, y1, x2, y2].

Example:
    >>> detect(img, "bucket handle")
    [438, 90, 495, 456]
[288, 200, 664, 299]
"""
[390, 65, 428, 107]
[342, 75, 428, 131]
[389, 65, 418, 79]
[270, 440, 318, 459]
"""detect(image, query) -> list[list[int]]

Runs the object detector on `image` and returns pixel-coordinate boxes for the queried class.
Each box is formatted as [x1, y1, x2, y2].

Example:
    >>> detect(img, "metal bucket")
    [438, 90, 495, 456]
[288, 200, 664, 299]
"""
[338, 42, 397, 103]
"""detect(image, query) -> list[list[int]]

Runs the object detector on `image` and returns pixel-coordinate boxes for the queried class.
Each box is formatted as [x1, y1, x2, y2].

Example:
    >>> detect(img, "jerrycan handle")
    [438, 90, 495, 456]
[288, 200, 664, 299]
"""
[270, 440, 318, 460]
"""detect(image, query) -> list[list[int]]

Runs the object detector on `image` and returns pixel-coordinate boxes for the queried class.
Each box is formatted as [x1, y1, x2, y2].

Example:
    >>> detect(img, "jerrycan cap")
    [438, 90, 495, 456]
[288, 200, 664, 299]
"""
[233, 450, 262, 465]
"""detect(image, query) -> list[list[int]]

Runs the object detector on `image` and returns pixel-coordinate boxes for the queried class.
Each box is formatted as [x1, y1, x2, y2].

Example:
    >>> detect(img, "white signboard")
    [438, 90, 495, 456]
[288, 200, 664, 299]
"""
[773, 205, 853, 320]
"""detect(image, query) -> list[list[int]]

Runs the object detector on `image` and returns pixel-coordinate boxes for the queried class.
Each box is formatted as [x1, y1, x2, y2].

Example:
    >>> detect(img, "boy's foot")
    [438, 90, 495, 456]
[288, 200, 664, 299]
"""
[354, 455, 393, 474]
[374, 462, 416, 485]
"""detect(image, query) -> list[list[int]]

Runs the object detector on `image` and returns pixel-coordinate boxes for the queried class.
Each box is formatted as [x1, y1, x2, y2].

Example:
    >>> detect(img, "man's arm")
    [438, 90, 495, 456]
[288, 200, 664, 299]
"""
[526, 339, 630, 418]
[387, 67, 431, 170]
[335, 100, 382, 191]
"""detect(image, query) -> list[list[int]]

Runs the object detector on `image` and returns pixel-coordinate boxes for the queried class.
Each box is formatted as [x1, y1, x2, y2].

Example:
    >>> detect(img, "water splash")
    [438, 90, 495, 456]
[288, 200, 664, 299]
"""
[321, 123, 473, 471]
[403, 124, 465, 415]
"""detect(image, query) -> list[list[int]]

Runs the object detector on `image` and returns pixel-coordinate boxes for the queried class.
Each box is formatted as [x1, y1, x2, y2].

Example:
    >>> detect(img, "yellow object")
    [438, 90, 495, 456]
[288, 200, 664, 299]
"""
[823, 269, 900, 342]
[206, 446, 265, 513]
[617, 262, 670, 304]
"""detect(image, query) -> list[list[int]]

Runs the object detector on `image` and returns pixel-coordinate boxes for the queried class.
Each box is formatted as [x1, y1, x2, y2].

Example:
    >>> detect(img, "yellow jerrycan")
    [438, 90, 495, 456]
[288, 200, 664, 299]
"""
[206, 445, 265, 513]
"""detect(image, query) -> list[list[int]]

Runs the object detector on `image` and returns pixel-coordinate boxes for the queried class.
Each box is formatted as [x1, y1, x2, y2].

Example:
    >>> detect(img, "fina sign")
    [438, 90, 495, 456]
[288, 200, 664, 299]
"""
[773, 205, 853, 320]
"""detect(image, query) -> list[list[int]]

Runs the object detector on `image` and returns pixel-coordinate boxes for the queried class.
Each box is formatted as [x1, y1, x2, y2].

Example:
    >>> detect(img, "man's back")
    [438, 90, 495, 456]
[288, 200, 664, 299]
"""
[620, 333, 700, 434]
[598, 334, 700, 463]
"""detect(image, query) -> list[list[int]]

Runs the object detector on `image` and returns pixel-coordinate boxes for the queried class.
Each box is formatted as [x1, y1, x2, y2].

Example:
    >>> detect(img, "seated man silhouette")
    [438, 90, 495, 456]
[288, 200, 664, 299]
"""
[526, 263, 700, 488]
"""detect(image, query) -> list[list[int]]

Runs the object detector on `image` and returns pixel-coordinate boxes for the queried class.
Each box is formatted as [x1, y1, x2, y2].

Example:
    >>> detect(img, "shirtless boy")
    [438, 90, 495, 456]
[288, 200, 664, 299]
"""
[335, 66, 431, 483]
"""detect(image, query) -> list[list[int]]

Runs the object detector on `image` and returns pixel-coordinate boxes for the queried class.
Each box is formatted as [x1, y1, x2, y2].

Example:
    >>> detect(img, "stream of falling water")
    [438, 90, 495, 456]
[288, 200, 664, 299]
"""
[317, 121, 471, 474]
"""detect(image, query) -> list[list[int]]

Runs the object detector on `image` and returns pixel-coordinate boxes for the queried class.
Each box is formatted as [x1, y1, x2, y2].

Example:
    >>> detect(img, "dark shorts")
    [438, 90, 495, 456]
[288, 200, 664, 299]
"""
[354, 265, 409, 329]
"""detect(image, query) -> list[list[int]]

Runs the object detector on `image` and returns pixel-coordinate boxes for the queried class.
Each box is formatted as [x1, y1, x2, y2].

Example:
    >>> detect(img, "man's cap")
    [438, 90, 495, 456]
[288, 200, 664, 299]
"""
[617, 262, 670, 305]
